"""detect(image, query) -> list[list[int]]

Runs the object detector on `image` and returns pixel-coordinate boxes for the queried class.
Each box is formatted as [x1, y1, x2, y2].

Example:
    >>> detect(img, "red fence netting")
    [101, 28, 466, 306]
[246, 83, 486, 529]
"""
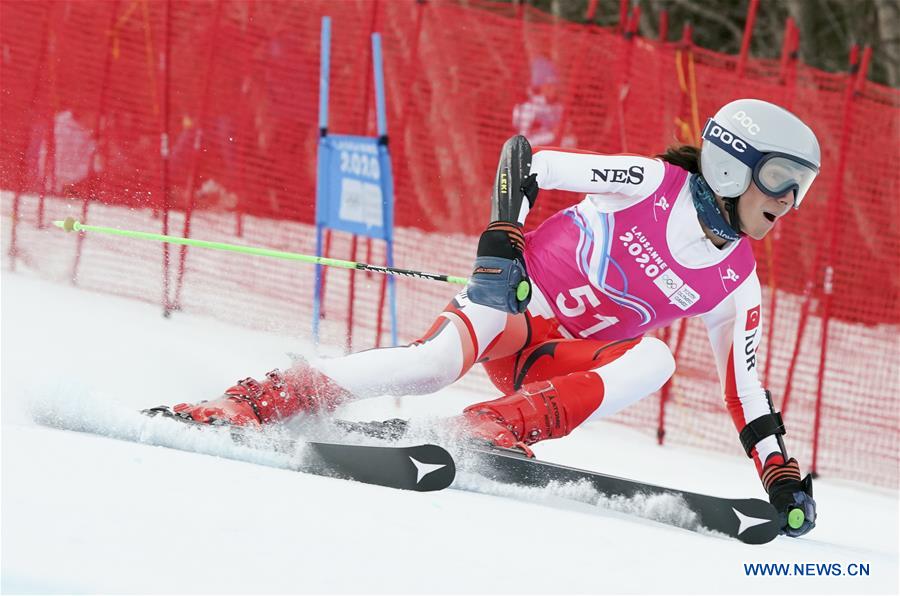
[1, 0, 897, 487]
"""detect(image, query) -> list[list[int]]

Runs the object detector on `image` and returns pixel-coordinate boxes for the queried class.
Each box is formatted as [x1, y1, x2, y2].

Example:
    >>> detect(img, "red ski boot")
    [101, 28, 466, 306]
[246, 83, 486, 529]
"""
[459, 371, 605, 456]
[173, 361, 352, 426]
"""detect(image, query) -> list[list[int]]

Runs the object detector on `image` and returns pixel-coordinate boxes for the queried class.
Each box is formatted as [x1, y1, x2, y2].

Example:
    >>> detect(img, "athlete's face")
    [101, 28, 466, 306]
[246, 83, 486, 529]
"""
[738, 182, 794, 240]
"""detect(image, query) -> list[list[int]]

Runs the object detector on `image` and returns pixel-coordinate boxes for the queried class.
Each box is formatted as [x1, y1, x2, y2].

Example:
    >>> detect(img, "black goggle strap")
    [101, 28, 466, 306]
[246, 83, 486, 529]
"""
[702, 118, 765, 169]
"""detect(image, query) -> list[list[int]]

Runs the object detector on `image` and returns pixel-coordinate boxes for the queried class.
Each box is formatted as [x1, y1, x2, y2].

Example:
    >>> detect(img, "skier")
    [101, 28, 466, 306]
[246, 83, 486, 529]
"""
[171, 99, 819, 537]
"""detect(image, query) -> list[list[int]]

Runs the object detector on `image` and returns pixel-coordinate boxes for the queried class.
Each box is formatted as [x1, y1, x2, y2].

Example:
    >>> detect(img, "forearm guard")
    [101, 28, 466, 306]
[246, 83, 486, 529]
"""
[491, 135, 539, 225]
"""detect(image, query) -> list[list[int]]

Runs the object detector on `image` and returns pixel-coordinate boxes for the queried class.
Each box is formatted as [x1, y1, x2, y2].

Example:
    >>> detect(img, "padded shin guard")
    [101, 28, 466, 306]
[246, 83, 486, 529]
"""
[463, 371, 605, 445]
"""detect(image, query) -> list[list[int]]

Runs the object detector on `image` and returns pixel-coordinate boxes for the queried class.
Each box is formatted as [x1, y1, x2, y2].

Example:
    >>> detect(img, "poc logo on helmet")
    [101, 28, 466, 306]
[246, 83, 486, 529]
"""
[731, 110, 761, 135]
[707, 124, 747, 153]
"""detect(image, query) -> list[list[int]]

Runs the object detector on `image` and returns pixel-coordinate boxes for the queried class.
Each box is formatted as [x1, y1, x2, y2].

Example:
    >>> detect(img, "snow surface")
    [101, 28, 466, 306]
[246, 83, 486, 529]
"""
[2, 271, 898, 594]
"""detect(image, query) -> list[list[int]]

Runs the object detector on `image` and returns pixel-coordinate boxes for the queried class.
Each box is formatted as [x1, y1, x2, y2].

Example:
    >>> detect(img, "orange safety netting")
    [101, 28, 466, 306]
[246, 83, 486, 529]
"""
[2, 0, 897, 487]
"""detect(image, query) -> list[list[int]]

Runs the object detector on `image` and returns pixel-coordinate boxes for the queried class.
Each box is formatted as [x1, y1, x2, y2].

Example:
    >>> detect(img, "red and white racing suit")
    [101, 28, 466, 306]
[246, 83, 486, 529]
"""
[315, 148, 791, 483]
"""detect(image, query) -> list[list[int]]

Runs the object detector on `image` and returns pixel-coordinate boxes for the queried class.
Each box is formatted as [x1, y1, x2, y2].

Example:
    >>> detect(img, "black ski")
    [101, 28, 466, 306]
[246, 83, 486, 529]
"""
[140, 407, 455, 492]
[336, 418, 780, 543]
[465, 445, 780, 544]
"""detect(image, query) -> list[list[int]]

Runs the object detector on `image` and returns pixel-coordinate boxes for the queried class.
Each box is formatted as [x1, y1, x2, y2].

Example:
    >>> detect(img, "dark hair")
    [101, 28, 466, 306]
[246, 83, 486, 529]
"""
[656, 145, 700, 174]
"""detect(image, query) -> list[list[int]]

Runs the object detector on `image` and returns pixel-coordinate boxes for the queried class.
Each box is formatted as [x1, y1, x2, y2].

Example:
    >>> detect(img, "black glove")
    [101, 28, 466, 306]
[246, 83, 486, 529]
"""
[766, 458, 816, 537]
[520, 172, 540, 211]
[467, 221, 531, 314]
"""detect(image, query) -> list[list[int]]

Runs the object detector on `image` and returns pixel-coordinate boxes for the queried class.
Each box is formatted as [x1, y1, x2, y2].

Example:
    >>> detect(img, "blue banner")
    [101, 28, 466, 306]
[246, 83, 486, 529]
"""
[316, 134, 393, 241]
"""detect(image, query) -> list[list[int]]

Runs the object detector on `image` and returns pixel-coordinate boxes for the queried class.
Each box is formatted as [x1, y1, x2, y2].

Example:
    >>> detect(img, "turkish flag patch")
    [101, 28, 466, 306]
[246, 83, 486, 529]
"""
[745, 305, 761, 330]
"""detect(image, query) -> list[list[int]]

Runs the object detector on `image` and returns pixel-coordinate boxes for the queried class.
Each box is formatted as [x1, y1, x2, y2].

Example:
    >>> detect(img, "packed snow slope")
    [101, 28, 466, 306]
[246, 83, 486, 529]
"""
[2, 271, 897, 594]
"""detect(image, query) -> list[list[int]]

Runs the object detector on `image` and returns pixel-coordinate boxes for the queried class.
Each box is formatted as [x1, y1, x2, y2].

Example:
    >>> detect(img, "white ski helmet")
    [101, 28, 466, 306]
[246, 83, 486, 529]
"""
[700, 99, 820, 208]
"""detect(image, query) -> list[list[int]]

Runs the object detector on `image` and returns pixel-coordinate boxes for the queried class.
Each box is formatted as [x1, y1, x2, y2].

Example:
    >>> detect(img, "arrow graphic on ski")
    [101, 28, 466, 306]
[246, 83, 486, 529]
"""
[732, 507, 773, 535]
[409, 456, 448, 484]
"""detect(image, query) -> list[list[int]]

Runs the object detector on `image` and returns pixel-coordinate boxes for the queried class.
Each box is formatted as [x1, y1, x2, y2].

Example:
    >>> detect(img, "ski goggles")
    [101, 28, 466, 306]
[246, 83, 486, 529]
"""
[702, 118, 819, 208]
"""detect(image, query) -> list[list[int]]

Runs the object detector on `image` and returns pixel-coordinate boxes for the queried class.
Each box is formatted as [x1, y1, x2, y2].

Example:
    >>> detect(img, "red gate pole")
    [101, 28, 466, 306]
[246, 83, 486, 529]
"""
[233, 0, 256, 240]
[656, 326, 672, 445]
[761, 228, 778, 390]
[8, 3, 53, 271]
[319, 230, 333, 320]
[369, 230, 388, 348]
[780, 284, 811, 417]
[159, 0, 173, 314]
[347, 234, 359, 352]
[657, 317, 689, 444]
[173, 0, 223, 310]
[783, 44, 859, 418]
[346, 0, 381, 351]
[374, 247, 388, 347]
[36, 1, 65, 231]
[374, 0, 428, 348]
[810, 45, 870, 477]
[776, 52, 821, 418]
[71, 0, 121, 285]
[398, 0, 427, 121]
[36, 21, 58, 233]
[735, 0, 759, 78]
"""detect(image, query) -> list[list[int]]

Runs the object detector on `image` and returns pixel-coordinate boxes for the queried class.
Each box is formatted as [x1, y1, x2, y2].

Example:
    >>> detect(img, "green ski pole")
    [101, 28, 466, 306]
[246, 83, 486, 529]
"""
[53, 217, 469, 285]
